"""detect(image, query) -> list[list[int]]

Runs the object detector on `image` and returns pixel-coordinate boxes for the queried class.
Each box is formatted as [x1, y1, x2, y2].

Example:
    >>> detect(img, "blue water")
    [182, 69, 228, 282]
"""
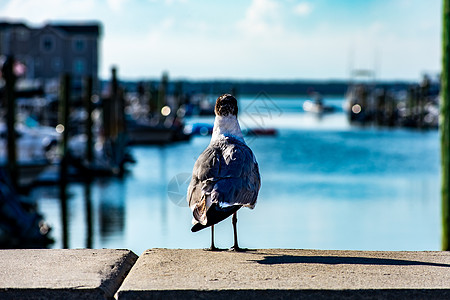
[33, 95, 441, 255]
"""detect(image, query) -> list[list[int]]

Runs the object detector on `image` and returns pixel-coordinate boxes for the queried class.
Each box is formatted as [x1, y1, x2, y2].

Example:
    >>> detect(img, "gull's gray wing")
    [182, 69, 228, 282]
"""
[187, 136, 260, 226]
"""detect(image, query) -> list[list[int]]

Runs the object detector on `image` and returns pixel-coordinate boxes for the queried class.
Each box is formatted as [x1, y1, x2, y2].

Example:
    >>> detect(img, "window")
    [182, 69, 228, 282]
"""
[41, 35, 55, 53]
[73, 38, 85, 52]
[73, 58, 85, 74]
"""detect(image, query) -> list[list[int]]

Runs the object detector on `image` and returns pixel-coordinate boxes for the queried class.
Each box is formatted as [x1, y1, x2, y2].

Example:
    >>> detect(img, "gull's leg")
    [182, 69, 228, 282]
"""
[206, 225, 220, 251]
[230, 212, 245, 251]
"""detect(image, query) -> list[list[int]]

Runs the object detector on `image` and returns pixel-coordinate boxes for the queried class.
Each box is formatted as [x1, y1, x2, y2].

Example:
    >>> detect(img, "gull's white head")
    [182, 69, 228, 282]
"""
[211, 94, 245, 143]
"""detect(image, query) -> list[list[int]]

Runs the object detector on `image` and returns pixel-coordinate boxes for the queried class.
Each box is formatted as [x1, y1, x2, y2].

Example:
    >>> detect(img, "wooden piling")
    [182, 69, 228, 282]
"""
[3, 56, 18, 189]
[174, 80, 183, 111]
[84, 76, 94, 164]
[101, 66, 127, 175]
[158, 72, 168, 118]
[58, 73, 71, 249]
[149, 84, 159, 115]
[58, 74, 71, 182]
[441, 0, 450, 251]
[111, 67, 119, 139]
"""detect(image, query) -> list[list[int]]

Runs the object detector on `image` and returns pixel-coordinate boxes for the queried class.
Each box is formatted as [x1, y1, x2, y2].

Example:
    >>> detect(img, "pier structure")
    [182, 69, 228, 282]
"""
[0, 248, 449, 299]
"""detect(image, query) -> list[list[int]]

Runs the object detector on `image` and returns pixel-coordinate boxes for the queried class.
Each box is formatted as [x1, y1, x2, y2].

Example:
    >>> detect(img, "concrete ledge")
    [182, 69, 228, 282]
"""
[117, 289, 450, 299]
[1, 249, 449, 299]
[117, 249, 450, 299]
[0, 249, 138, 299]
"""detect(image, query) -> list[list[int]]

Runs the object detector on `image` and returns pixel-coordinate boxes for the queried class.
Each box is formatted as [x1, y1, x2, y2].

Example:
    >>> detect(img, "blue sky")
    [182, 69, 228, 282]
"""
[0, 0, 442, 81]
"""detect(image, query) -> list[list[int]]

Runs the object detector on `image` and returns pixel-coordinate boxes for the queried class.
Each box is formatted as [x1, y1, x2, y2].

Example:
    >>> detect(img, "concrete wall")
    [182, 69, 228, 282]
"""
[1, 248, 450, 299]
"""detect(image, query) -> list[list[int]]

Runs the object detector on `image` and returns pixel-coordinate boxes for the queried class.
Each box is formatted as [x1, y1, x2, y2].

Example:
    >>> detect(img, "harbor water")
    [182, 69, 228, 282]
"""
[32, 95, 441, 255]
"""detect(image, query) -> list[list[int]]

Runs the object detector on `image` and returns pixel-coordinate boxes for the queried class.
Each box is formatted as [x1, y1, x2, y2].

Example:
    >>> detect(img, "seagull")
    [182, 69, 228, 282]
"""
[187, 94, 261, 251]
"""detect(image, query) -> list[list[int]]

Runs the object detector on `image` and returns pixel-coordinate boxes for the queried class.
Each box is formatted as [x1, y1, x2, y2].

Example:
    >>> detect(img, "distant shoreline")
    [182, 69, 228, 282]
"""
[103, 78, 429, 97]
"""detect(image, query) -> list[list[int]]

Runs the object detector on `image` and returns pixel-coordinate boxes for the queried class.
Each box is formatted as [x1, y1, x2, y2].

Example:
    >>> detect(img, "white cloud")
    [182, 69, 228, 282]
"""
[106, 0, 129, 12]
[164, 0, 188, 5]
[147, 0, 188, 4]
[2, 0, 96, 23]
[237, 0, 283, 35]
[293, 2, 313, 16]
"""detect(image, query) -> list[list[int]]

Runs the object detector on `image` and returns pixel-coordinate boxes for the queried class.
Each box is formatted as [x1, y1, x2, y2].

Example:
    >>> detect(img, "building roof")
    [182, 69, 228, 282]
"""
[51, 22, 102, 36]
[0, 21, 28, 29]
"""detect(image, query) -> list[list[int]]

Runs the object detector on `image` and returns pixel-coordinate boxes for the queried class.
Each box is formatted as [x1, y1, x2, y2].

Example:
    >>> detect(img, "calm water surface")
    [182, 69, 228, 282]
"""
[33, 96, 441, 254]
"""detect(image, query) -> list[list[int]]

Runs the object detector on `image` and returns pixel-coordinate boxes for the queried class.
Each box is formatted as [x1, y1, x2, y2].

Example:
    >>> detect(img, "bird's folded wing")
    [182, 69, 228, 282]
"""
[187, 138, 261, 222]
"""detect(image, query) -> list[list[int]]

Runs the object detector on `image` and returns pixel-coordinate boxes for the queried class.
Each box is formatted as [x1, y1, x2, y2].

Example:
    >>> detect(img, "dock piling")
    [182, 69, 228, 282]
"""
[58, 73, 71, 183]
[84, 76, 94, 164]
[3, 56, 18, 189]
[58, 73, 71, 249]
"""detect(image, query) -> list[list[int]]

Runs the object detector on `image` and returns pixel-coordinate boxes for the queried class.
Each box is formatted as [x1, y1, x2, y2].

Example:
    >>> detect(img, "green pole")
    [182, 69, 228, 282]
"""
[441, 0, 450, 251]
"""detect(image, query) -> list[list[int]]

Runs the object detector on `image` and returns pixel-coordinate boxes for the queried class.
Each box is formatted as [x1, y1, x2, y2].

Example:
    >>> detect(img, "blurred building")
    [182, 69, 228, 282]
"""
[0, 20, 102, 92]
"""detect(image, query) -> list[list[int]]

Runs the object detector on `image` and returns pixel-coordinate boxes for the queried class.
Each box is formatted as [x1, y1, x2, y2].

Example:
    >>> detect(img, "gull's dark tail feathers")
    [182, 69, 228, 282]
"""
[191, 203, 241, 232]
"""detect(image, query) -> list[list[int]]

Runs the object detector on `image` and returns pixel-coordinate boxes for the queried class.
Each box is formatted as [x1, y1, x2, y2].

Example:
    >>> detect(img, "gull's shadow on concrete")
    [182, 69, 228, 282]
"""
[254, 255, 450, 268]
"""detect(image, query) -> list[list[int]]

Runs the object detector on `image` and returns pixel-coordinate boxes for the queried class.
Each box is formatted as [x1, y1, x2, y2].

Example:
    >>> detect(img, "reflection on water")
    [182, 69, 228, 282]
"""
[32, 96, 441, 255]
[84, 183, 93, 248]
[98, 179, 125, 242]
